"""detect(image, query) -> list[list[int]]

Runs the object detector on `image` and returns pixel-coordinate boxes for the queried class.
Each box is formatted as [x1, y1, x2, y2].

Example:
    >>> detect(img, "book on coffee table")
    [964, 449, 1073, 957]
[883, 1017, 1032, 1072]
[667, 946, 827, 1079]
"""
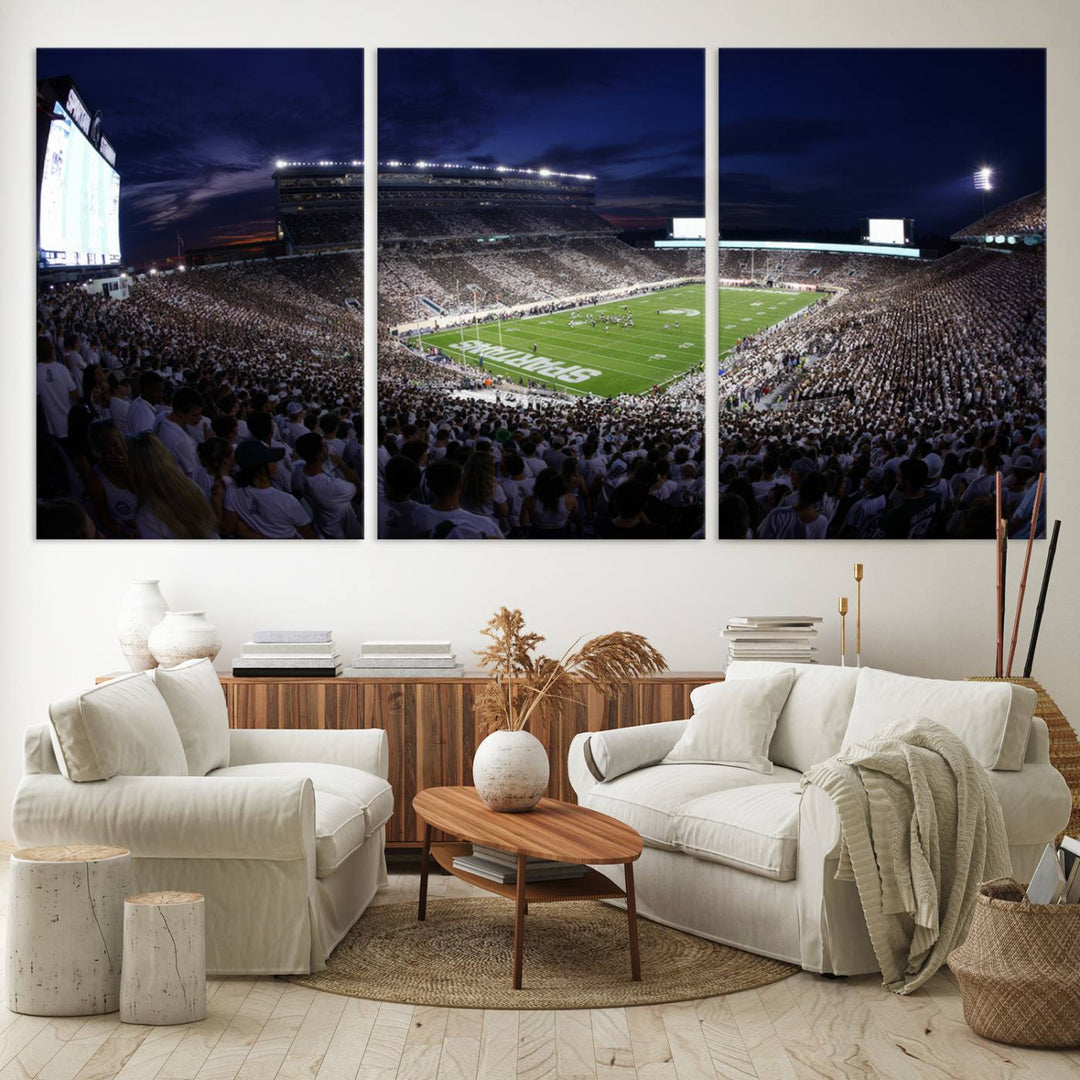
[451, 852, 587, 885]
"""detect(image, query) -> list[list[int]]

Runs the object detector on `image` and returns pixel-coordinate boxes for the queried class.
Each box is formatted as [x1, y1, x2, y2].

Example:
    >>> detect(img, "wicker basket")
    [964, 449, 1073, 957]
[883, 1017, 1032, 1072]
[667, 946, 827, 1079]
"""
[949, 879, 1080, 1047]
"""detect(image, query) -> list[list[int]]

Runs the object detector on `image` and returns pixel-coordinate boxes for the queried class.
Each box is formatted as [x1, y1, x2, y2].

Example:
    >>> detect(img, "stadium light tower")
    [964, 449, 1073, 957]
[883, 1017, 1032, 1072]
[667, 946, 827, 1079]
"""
[975, 165, 993, 216]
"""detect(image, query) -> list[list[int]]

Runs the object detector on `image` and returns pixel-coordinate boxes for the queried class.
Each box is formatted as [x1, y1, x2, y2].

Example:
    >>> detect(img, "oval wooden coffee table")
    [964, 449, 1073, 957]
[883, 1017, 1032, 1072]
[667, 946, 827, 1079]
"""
[413, 786, 643, 990]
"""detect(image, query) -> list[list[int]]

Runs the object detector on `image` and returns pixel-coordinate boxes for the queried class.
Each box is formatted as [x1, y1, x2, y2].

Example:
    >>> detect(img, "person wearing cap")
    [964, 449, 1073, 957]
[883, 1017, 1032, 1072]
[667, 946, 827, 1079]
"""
[922, 452, 954, 519]
[778, 456, 816, 509]
[223, 440, 315, 540]
[285, 399, 306, 444]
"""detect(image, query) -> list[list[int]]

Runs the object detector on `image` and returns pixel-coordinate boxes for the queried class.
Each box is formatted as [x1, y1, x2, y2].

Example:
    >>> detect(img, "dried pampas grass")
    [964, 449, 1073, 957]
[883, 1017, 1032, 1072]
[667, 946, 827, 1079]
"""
[475, 607, 666, 734]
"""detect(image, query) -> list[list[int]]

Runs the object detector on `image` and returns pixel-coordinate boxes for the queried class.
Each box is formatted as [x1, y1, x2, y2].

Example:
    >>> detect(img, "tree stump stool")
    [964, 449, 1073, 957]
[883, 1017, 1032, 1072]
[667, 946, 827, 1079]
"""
[120, 891, 207, 1025]
[7, 844, 132, 1015]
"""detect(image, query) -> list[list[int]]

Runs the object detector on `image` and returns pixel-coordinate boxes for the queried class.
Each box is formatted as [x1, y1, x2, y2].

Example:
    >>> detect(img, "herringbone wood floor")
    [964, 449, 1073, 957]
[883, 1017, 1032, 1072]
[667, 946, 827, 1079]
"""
[1, 853, 1078, 1080]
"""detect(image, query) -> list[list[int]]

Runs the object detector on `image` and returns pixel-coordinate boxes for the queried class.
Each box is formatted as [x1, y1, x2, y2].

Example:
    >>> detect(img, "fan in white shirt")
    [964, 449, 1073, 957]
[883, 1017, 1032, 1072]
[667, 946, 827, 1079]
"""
[125, 372, 165, 436]
[223, 441, 316, 539]
[293, 432, 361, 539]
[152, 386, 204, 479]
[420, 457, 503, 539]
[36, 338, 78, 439]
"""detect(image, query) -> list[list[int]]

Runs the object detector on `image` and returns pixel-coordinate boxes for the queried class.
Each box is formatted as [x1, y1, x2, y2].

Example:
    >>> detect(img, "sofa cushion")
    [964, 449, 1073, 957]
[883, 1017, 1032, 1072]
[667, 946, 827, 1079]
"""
[842, 668, 1036, 771]
[725, 661, 859, 772]
[150, 659, 230, 775]
[48, 672, 188, 782]
[210, 762, 394, 838]
[311, 792, 369, 878]
[677, 783, 802, 881]
[583, 762, 802, 852]
[663, 670, 795, 774]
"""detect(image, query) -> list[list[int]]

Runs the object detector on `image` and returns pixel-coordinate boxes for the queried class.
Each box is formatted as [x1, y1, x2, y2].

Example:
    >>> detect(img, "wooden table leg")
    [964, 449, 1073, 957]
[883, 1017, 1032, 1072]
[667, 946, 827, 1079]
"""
[625, 861, 641, 981]
[417, 822, 432, 922]
[512, 852, 527, 989]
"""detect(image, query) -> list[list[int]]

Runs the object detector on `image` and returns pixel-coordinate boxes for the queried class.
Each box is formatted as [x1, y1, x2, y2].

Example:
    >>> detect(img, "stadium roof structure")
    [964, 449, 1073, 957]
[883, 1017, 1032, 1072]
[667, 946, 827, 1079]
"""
[951, 189, 1046, 245]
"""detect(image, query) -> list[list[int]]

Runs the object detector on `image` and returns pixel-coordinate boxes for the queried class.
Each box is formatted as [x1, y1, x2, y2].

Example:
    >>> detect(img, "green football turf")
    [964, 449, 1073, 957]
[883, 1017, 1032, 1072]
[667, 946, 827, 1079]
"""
[719, 287, 822, 365]
[410, 284, 704, 398]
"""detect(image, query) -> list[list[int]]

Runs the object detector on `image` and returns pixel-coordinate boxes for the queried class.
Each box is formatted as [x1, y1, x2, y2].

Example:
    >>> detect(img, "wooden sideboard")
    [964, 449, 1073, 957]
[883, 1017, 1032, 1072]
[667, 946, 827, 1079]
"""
[220, 671, 722, 848]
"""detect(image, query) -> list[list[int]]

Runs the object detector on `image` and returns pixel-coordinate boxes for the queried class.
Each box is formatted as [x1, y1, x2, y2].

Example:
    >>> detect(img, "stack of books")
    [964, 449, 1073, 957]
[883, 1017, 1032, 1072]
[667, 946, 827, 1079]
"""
[723, 616, 822, 665]
[232, 631, 341, 677]
[1027, 836, 1080, 904]
[344, 641, 464, 678]
[451, 844, 587, 884]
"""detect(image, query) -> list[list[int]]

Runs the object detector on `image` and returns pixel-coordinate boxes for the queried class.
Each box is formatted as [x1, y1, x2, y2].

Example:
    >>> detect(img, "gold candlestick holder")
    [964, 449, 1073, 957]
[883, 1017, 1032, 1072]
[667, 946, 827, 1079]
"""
[838, 596, 849, 667]
[853, 563, 864, 667]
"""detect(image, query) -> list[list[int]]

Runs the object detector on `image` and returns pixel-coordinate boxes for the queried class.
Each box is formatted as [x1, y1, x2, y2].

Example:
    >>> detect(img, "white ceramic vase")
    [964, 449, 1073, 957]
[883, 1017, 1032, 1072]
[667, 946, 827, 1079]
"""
[148, 611, 222, 669]
[116, 580, 169, 671]
[472, 729, 550, 812]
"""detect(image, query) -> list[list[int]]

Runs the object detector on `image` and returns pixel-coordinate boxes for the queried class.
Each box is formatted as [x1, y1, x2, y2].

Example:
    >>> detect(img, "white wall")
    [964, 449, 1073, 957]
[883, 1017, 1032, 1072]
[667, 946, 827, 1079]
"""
[2, 1, 1078, 836]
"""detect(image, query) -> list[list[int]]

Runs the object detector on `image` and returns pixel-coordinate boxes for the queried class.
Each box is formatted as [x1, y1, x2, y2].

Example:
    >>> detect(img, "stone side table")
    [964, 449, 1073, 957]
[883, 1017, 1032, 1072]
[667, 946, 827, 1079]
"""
[120, 891, 207, 1025]
[7, 844, 132, 1015]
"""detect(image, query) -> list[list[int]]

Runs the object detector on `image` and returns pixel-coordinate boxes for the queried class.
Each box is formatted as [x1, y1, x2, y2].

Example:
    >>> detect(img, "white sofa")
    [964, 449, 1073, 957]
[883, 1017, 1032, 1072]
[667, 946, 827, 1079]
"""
[12, 661, 392, 976]
[568, 663, 1072, 976]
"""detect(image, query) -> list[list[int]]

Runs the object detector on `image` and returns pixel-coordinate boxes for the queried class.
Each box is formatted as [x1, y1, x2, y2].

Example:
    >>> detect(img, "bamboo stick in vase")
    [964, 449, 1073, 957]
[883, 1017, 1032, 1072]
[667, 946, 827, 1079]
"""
[1023, 519, 1061, 679]
[1006, 472, 1045, 677]
[995, 474, 1004, 677]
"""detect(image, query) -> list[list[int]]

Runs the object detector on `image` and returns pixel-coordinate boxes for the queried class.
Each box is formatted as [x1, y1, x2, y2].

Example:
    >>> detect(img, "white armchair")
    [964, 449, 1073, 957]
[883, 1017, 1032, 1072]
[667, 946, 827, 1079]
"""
[12, 664, 392, 976]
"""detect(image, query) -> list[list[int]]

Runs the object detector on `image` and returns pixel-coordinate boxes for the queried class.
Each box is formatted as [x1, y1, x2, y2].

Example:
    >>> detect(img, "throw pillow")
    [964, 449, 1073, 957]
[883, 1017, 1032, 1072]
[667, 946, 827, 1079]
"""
[842, 668, 1036, 771]
[150, 658, 231, 775]
[49, 671, 188, 781]
[663, 670, 796, 774]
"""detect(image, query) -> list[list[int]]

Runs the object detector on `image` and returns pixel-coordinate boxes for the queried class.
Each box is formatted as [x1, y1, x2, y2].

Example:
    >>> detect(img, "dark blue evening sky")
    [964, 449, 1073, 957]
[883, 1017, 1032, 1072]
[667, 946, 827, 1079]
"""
[378, 49, 705, 229]
[720, 49, 1046, 240]
[37, 49, 363, 264]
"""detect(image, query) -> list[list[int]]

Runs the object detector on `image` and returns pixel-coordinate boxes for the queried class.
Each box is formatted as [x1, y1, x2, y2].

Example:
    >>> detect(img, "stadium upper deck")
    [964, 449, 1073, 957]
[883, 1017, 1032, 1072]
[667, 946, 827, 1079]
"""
[378, 161, 597, 207]
[951, 189, 1046, 245]
[273, 161, 363, 254]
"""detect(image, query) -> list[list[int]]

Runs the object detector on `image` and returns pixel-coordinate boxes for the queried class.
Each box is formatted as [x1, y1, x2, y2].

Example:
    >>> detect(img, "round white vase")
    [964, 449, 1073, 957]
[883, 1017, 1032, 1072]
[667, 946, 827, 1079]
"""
[472, 729, 550, 812]
[148, 611, 222, 669]
[116, 580, 169, 672]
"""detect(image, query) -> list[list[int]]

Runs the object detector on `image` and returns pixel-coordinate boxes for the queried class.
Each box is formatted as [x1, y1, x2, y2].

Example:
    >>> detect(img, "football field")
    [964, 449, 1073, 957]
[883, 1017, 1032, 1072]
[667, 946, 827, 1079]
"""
[719, 287, 821, 362]
[411, 284, 704, 398]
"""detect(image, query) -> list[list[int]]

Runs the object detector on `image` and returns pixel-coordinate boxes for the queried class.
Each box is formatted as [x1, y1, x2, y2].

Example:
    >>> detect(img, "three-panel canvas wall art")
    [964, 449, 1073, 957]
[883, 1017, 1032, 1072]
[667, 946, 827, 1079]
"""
[35, 48, 1046, 541]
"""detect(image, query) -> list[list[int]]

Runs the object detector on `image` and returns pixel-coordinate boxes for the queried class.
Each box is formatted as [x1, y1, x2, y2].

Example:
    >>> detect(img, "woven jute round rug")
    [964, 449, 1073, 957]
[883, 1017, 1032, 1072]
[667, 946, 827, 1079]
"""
[287, 898, 797, 1009]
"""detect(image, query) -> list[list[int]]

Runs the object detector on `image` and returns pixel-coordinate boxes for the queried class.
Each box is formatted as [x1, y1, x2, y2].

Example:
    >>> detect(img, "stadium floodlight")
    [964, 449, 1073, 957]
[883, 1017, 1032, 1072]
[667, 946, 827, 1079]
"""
[275, 159, 288, 169]
[416, 160, 428, 168]
[974, 166, 993, 191]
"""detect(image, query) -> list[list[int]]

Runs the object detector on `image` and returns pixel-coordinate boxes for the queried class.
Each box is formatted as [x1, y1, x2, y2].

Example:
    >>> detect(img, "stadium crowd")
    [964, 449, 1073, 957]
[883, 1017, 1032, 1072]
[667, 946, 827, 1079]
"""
[715, 239, 1047, 540]
[952, 189, 1046, 239]
[376, 360, 705, 539]
[36, 256, 364, 539]
[380, 238, 698, 324]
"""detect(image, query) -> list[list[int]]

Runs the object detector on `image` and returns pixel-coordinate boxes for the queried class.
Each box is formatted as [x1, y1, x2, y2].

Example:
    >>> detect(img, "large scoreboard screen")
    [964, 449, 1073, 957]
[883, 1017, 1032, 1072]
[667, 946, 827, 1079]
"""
[39, 103, 121, 267]
[863, 218, 912, 247]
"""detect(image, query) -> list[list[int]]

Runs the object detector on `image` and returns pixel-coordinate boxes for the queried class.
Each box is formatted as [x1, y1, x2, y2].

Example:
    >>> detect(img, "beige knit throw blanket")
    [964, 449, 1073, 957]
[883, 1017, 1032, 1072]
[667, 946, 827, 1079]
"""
[802, 718, 1011, 994]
